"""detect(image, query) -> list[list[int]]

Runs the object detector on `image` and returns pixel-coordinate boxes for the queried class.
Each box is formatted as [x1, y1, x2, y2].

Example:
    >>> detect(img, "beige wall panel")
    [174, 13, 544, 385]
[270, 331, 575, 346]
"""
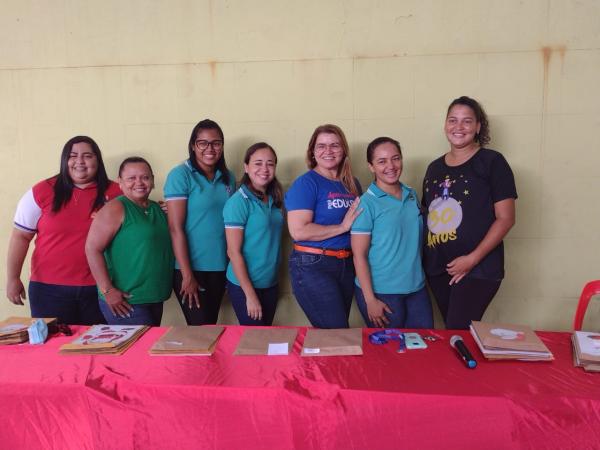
[0, 1, 67, 69]
[478, 53, 544, 116]
[491, 115, 542, 239]
[412, 114, 449, 167]
[412, 0, 548, 54]
[120, 66, 187, 124]
[121, 122, 193, 188]
[502, 238, 541, 299]
[1, 1, 552, 69]
[538, 237, 600, 299]
[548, 0, 600, 48]
[543, 114, 600, 179]
[486, 295, 578, 331]
[545, 50, 600, 115]
[227, 61, 299, 122]
[62, 0, 121, 67]
[290, 59, 354, 121]
[413, 54, 480, 116]
[353, 57, 414, 120]
[539, 175, 600, 239]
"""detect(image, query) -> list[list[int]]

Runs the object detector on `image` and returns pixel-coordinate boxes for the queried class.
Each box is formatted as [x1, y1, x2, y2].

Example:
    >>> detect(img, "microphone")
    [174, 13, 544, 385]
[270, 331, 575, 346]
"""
[450, 335, 477, 369]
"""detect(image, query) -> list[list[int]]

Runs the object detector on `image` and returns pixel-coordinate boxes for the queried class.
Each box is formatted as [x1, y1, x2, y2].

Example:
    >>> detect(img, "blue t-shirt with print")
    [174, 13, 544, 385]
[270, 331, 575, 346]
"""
[284, 170, 361, 249]
[164, 160, 235, 271]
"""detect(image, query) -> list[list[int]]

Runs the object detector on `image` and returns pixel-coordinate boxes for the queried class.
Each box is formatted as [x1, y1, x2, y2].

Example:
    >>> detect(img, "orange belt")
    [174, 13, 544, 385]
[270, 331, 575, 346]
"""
[293, 244, 352, 259]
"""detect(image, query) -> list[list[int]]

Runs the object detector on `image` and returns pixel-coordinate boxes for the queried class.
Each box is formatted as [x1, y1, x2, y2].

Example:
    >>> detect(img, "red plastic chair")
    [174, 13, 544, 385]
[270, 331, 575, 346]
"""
[573, 281, 600, 331]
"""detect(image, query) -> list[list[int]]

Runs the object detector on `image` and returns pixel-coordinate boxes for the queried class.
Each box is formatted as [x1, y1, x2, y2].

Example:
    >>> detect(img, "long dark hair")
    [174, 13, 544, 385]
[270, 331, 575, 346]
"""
[447, 96, 490, 146]
[52, 136, 110, 213]
[240, 142, 283, 208]
[305, 124, 359, 196]
[187, 119, 231, 186]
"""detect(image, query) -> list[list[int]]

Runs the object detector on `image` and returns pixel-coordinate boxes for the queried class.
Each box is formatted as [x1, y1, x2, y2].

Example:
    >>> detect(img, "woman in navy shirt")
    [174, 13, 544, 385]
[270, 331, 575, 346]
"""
[422, 96, 517, 329]
[285, 124, 362, 328]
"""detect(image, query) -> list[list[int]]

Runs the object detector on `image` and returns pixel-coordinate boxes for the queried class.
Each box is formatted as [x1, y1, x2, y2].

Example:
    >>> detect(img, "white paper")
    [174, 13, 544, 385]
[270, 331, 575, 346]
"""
[267, 342, 289, 355]
[303, 347, 320, 354]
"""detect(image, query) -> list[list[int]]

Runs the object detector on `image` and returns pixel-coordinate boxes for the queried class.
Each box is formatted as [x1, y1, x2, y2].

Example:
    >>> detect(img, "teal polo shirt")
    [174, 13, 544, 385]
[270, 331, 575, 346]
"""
[223, 185, 283, 288]
[351, 182, 425, 294]
[164, 160, 235, 271]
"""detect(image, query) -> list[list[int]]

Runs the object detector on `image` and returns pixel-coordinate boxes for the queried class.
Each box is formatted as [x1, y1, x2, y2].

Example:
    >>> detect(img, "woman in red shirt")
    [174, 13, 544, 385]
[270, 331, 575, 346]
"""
[6, 136, 121, 324]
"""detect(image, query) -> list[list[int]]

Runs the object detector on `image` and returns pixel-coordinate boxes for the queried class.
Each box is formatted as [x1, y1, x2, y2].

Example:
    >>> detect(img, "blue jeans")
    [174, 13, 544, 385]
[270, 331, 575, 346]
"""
[288, 250, 355, 328]
[28, 281, 105, 325]
[98, 299, 164, 326]
[227, 281, 278, 326]
[355, 286, 433, 329]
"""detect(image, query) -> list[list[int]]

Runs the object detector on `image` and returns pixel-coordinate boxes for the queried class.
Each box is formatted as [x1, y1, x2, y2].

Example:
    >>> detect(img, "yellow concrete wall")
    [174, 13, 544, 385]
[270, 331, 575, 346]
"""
[1, 0, 598, 330]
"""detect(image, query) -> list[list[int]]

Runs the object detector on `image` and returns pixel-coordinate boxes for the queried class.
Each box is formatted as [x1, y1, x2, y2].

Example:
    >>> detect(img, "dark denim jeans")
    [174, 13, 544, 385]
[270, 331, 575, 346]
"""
[226, 281, 278, 326]
[355, 285, 433, 329]
[98, 299, 164, 326]
[288, 250, 355, 328]
[28, 281, 105, 325]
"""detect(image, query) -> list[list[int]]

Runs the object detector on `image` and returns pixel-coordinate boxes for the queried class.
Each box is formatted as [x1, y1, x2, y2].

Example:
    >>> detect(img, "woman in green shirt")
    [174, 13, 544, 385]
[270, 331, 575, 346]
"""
[86, 157, 173, 325]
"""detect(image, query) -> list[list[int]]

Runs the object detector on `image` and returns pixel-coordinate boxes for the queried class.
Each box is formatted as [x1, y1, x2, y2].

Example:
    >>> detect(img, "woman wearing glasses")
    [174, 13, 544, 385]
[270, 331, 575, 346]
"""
[285, 124, 362, 328]
[164, 119, 235, 325]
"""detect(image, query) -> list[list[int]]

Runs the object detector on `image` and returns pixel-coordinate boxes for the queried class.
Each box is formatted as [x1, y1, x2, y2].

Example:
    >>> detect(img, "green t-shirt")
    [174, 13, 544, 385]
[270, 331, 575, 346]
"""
[102, 196, 174, 304]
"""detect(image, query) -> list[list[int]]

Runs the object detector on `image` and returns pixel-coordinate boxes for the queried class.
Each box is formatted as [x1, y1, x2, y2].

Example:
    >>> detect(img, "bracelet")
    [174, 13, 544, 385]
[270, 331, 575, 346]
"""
[102, 287, 112, 295]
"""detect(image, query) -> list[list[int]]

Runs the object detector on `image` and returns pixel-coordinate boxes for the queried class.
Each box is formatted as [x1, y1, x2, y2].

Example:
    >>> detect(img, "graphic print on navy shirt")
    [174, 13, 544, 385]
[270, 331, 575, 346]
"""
[422, 149, 517, 280]
[423, 173, 466, 248]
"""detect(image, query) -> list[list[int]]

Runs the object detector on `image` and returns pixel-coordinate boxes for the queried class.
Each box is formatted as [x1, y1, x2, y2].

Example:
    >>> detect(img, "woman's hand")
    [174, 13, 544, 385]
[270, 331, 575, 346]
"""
[366, 298, 392, 328]
[341, 197, 362, 232]
[105, 288, 133, 318]
[246, 293, 263, 321]
[6, 277, 26, 305]
[446, 253, 478, 285]
[180, 274, 203, 309]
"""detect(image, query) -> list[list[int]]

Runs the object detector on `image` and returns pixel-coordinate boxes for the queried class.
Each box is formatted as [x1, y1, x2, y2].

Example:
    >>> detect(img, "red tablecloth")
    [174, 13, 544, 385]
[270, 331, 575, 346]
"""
[0, 326, 598, 450]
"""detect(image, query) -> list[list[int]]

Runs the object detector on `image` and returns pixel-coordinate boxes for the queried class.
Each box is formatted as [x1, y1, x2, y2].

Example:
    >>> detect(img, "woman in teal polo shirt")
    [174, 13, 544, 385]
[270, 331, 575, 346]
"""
[164, 119, 236, 325]
[223, 143, 284, 326]
[351, 137, 433, 329]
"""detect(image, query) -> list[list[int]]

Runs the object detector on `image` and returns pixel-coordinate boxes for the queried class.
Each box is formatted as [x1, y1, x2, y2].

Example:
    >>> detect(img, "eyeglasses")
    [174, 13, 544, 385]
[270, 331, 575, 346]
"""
[315, 143, 343, 153]
[195, 140, 223, 151]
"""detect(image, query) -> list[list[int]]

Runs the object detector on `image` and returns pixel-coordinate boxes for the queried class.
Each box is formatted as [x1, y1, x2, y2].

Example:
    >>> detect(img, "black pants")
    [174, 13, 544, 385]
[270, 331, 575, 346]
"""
[173, 270, 226, 325]
[427, 273, 501, 330]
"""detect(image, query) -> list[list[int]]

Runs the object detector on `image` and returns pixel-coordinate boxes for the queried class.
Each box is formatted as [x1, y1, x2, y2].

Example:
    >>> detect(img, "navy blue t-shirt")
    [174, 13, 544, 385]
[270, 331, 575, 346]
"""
[284, 170, 361, 249]
[422, 148, 517, 280]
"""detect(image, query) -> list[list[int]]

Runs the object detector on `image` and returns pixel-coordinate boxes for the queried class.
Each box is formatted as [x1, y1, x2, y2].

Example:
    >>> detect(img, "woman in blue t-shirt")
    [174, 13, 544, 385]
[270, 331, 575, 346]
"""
[422, 96, 517, 329]
[351, 137, 432, 329]
[223, 143, 284, 326]
[164, 119, 235, 325]
[285, 124, 362, 328]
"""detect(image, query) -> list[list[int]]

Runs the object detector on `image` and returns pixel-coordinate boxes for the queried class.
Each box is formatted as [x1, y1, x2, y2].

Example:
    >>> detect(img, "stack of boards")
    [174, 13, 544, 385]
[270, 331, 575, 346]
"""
[470, 321, 554, 361]
[149, 326, 225, 356]
[0, 317, 57, 345]
[59, 324, 148, 355]
[572, 331, 600, 372]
